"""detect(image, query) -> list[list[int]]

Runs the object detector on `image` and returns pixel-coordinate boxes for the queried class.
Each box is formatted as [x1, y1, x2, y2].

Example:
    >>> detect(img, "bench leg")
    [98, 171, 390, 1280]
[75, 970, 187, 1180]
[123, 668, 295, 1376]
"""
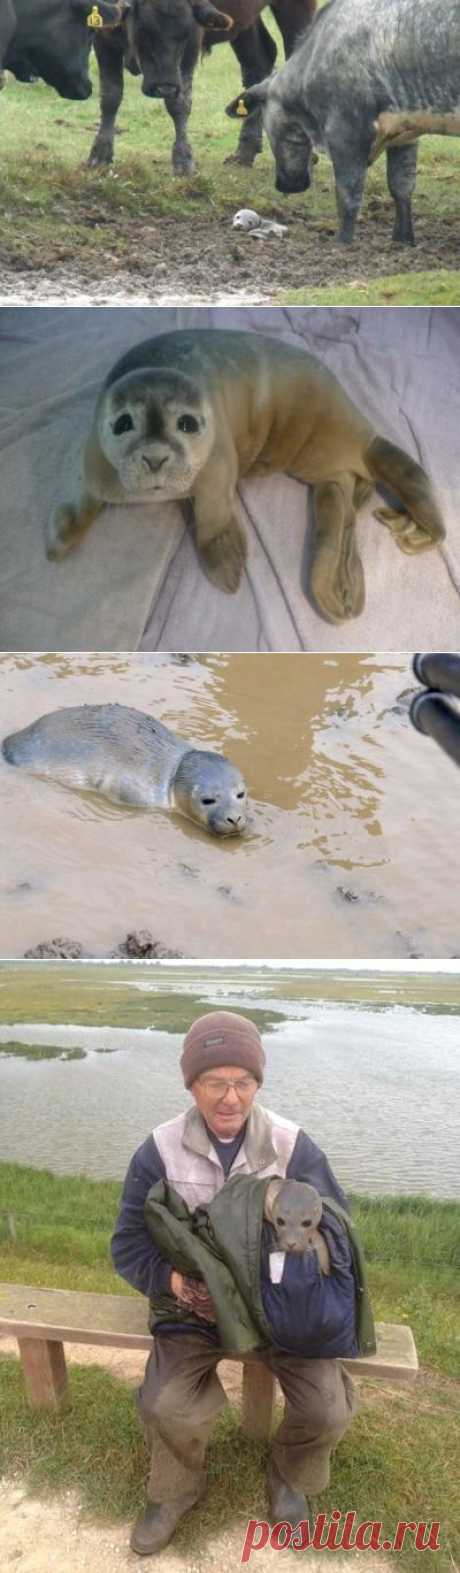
[241, 1361, 275, 1440]
[18, 1337, 69, 1409]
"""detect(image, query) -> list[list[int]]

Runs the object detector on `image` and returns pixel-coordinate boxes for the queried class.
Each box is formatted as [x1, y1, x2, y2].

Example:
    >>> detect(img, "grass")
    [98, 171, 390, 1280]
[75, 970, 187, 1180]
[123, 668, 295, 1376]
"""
[1, 34, 460, 302]
[281, 270, 460, 306]
[2, 961, 460, 1031]
[0, 1164, 459, 1568]
[0, 1042, 86, 1060]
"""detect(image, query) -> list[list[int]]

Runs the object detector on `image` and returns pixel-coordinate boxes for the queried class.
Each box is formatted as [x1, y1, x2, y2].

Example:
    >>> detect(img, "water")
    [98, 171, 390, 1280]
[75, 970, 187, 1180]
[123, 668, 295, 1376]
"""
[1, 651, 459, 959]
[1, 999, 458, 1197]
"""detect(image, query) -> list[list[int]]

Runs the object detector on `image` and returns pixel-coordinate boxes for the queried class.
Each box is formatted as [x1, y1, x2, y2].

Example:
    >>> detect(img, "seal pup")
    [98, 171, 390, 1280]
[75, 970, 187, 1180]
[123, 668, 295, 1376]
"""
[45, 329, 445, 625]
[2, 704, 248, 837]
[264, 1178, 331, 1273]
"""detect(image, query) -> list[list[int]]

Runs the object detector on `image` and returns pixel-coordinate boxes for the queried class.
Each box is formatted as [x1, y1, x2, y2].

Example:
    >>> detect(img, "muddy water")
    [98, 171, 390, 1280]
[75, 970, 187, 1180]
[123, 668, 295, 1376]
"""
[0, 651, 459, 959]
[0, 1003, 459, 1195]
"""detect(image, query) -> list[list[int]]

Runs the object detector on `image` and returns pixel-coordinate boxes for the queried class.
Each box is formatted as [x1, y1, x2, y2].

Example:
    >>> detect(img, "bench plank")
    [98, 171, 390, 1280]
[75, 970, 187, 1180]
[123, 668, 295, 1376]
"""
[0, 1285, 419, 1390]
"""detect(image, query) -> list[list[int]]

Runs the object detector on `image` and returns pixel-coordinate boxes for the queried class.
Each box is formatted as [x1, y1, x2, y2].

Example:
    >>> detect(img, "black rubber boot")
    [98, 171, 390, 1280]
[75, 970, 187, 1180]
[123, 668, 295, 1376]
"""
[130, 1485, 206, 1556]
[268, 1460, 312, 1530]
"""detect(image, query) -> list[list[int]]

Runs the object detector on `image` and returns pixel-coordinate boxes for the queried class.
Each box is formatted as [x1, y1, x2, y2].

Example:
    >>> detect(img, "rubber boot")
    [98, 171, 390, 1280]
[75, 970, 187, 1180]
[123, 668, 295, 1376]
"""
[130, 1480, 207, 1557]
[268, 1459, 312, 1530]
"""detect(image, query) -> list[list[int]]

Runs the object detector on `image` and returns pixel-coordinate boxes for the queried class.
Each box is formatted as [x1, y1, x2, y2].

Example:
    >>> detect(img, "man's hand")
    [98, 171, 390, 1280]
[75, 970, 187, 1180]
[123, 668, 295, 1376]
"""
[170, 1269, 216, 1323]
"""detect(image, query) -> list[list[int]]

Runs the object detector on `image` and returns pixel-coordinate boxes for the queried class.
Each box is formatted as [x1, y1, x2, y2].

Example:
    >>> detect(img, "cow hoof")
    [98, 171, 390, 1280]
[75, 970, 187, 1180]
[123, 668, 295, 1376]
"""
[88, 145, 113, 169]
[224, 150, 258, 167]
[173, 154, 195, 177]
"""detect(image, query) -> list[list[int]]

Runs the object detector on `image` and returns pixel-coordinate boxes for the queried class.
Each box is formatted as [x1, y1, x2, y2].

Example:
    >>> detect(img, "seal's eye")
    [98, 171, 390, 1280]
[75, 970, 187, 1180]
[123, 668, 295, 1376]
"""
[201, 796, 216, 805]
[277, 1216, 286, 1227]
[177, 414, 200, 434]
[302, 1218, 312, 1227]
[113, 413, 134, 436]
[236, 791, 245, 799]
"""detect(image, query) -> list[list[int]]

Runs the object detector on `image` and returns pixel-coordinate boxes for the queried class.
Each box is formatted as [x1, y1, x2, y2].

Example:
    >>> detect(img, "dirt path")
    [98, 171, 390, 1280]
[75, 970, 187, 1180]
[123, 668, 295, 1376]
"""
[0, 1343, 395, 1572]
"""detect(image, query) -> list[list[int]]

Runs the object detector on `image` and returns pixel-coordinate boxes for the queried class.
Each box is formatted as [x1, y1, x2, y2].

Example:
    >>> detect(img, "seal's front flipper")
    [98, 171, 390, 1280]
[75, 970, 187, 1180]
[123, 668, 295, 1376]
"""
[310, 477, 365, 623]
[198, 519, 247, 594]
[46, 494, 104, 561]
[365, 436, 445, 553]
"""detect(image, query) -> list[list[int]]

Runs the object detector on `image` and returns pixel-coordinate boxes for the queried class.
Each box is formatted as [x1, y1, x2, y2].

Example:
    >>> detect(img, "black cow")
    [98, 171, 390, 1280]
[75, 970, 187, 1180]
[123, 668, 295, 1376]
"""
[89, 0, 316, 175]
[2, 0, 125, 101]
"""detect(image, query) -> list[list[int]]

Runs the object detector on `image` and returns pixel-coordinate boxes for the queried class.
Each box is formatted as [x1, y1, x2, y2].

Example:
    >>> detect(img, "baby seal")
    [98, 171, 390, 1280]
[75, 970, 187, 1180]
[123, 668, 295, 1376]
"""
[2, 704, 247, 837]
[45, 329, 445, 625]
[264, 1178, 331, 1273]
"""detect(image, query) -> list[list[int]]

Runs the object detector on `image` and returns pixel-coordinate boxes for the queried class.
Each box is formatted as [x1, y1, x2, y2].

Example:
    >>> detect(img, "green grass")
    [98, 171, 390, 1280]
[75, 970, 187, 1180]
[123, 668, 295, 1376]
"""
[0, 1042, 86, 1060]
[1, 38, 460, 301]
[281, 270, 460, 306]
[0, 1165, 459, 1564]
[2, 961, 460, 1031]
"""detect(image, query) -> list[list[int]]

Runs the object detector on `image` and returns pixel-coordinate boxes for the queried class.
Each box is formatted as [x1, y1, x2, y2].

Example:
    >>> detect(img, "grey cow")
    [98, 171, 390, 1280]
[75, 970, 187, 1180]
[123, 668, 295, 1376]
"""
[227, 0, 460, 244]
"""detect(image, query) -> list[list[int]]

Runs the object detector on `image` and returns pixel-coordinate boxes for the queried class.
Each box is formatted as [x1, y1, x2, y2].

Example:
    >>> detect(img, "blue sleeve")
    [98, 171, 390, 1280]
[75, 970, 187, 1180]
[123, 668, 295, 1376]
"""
[286, 1129, 350, 1213]
[111, 1135, 173, 1298]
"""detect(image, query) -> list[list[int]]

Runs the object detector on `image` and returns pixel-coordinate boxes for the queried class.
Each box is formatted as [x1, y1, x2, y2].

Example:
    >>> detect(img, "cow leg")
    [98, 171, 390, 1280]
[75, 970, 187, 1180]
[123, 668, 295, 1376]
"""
[88, 34, 124, 168]
[225, 22, 276, 166]
[270, 0, 314, 58]
[327, 130, 368, 244]
[164, 35, 199, 175]
[386, 143, 417, 246]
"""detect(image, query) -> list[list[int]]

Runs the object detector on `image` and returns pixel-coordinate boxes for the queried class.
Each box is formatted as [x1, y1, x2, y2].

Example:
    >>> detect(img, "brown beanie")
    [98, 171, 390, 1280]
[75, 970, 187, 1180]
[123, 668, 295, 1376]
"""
[181, 1011, 265, 1088]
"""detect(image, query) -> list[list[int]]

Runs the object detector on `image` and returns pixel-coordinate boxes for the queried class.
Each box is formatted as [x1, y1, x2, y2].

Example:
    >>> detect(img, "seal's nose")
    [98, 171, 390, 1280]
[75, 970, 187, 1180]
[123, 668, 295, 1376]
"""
[226, 813, 243, 828]
[142, 454, 167, 473]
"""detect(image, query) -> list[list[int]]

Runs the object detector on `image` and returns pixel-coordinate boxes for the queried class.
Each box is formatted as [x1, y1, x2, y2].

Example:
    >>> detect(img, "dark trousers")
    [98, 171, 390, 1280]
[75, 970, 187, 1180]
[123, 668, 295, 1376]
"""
[137, 1333, 360, 1502]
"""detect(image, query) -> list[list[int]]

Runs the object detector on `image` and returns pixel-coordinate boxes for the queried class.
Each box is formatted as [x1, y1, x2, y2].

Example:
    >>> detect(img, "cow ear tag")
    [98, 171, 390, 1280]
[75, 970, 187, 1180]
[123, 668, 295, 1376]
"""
[236, 98, 248, 117]
[87, 5, 104, 27]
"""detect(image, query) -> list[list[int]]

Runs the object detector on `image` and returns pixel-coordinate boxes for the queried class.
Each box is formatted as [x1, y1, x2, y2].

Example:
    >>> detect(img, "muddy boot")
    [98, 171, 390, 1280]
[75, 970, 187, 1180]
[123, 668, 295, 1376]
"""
[268, 1460, 312, 1530]
[130, 1481, 206, 1556]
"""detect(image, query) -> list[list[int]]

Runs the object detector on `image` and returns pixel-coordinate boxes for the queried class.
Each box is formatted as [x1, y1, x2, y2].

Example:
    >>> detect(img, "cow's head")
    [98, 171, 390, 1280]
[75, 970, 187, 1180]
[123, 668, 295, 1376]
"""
[132, 0, 233, 101]
[20, 0, 129, 100]
[226, 78, 316, 194]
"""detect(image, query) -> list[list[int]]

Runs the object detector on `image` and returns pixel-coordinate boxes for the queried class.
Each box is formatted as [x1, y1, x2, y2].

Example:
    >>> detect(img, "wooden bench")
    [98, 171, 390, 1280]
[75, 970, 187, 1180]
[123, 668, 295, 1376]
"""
[0, 1283, 419, 1440]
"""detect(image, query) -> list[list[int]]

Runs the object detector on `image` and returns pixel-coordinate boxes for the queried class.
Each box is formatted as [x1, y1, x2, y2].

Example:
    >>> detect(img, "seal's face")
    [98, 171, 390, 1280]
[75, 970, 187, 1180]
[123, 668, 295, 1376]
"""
[98, 369, 215, 499]
[172, 749, 248, 836]
[266, 1180, 323, 1254]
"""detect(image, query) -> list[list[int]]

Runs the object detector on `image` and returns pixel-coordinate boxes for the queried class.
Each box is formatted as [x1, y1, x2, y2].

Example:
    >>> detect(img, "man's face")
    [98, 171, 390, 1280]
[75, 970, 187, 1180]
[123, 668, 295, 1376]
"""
[191, 1063, 258, 1138]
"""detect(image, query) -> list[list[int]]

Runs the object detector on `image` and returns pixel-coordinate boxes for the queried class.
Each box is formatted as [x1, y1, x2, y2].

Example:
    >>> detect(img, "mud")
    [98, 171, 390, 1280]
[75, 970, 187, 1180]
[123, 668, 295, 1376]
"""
[1, 202, 459, 304]
[23, 932, 183, 959]
[1, 651, 460, 960]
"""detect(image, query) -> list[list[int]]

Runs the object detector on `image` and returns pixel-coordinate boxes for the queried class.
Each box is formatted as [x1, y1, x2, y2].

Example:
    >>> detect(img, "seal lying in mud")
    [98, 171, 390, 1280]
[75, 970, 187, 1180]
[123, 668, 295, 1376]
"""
[45, 329, 445, 625]
[2, 704, 248, 837]
[264, 1178, 331, 1273]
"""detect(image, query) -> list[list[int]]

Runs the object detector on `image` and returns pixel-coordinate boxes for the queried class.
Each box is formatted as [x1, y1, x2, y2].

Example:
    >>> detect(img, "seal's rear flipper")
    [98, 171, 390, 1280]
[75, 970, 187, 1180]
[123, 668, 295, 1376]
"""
[310, 475, 365, 623]
[365, 437, 445, 553]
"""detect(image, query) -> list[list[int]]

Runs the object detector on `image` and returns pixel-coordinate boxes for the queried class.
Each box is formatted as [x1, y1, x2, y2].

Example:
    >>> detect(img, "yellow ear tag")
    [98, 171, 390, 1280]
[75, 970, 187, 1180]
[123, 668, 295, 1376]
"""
[236, 98, 248, 117]
[87, 5, 104, 27]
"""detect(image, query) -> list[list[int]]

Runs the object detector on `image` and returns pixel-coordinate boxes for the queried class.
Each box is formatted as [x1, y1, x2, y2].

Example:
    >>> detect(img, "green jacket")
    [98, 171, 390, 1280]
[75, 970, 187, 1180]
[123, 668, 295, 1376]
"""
[144, 1172, 376, 1357]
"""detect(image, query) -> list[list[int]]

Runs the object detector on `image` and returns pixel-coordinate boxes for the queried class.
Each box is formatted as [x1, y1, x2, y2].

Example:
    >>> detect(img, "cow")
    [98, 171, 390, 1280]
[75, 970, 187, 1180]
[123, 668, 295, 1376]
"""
[2, 0, 126, 101]
[88, 0, 316, 176]
[226, 0, 460, 244]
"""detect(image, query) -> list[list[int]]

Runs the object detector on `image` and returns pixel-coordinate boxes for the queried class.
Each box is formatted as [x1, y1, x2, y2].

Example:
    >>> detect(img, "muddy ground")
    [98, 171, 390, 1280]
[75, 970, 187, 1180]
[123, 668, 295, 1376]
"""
[1, 199, 459, 304]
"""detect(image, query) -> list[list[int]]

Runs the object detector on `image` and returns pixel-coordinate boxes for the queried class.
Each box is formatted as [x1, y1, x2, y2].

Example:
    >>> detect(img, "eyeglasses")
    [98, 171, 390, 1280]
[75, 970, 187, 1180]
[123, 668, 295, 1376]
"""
[199, 1076, 257, 1096]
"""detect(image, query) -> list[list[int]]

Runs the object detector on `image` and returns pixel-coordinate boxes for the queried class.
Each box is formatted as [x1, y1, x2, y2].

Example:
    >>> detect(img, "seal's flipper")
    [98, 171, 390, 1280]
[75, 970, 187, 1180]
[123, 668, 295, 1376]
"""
[46, 494, 103, 561]
[365, 437, 445, 553]
[197, 519, 247, 594]
[310, 476, 365, 623]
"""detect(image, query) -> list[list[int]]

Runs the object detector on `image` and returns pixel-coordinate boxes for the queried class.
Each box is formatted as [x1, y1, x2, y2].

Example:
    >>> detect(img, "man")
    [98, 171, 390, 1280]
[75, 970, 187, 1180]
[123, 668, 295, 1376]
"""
[112, 1010, 360, 1557]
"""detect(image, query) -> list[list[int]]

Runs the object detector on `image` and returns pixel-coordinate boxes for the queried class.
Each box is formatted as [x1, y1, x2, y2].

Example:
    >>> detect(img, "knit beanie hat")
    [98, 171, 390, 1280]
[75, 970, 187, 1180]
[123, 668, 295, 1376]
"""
[181, 1011, 265, 1088]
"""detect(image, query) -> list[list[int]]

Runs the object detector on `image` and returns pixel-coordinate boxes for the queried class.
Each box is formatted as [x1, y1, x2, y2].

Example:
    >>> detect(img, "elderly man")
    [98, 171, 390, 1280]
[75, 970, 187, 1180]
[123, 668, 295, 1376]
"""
[112, 1010, 360, 1557]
